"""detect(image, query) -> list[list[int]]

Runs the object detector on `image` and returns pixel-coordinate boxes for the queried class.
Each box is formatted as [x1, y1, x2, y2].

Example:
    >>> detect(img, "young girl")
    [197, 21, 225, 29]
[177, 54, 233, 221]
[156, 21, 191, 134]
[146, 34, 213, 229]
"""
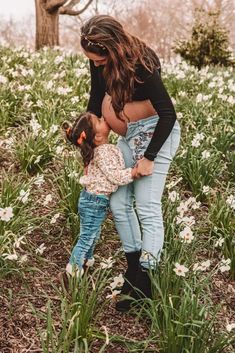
[63, 112, 137, 276]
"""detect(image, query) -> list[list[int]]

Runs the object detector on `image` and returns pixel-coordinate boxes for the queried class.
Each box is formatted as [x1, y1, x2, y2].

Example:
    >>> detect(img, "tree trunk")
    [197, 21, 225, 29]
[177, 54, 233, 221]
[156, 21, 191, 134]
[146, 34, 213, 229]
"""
[35, 0, 60, 50]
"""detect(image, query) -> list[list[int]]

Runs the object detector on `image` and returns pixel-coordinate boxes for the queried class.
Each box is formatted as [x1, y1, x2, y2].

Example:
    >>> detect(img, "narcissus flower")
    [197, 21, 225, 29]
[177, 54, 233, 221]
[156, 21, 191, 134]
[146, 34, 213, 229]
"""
[0, 207, 14, 222]
[173, 263, 189, 277]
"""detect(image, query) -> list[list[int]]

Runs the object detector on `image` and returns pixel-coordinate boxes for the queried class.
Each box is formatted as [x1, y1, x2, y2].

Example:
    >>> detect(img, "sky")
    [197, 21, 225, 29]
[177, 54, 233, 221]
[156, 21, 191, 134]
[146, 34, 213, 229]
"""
[0, 0, 35, 20]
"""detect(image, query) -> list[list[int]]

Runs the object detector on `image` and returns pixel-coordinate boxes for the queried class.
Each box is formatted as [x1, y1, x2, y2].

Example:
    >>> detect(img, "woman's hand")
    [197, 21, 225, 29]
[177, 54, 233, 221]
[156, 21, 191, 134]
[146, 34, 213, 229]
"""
[135, 157, 154, 178]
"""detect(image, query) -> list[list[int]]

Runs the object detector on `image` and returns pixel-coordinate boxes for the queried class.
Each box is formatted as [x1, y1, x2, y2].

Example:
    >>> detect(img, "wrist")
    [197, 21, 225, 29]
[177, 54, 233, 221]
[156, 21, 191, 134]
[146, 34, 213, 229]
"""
[143, 152, 155, 161]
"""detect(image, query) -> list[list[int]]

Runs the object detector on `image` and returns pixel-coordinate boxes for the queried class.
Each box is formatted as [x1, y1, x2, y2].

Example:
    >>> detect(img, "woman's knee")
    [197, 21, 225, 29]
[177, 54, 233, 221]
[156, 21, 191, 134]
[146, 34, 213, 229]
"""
[110, 184, 134, 214]
[136, 200, 162, 221]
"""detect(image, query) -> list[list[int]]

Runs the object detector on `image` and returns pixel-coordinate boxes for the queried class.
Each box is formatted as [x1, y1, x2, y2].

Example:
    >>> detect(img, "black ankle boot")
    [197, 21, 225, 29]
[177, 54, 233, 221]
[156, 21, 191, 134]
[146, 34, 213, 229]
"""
[116, 265, 152, 312]
[133, 265, 152, 299]
[115, 250, 141, 312]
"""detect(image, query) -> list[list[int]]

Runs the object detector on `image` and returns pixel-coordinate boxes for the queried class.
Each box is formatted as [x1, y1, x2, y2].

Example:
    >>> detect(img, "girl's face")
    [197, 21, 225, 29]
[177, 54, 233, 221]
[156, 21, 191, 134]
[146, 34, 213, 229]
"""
[83, 50, 108, 67]
[91, 115, 110, 138]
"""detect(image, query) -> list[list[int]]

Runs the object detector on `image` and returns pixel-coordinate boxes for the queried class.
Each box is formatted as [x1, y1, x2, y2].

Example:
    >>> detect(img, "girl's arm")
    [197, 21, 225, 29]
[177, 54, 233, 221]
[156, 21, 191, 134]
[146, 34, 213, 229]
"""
[95, 145, 134, 185]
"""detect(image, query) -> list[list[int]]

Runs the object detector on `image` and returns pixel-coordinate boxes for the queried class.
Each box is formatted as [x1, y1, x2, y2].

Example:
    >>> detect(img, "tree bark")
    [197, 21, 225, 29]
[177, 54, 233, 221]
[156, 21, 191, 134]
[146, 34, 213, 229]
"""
[35, 0, 62, 50]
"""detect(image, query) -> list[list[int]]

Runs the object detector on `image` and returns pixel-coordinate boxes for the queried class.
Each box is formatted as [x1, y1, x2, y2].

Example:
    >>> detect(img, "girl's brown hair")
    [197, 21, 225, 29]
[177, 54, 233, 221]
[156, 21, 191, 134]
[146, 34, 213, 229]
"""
[80, 15, 160, 118]
[63, 113, 96, 167]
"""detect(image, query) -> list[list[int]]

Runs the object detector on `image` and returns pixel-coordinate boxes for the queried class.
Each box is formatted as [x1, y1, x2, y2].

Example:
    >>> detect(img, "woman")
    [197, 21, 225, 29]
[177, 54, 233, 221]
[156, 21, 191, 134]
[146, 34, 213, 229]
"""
[80, 15, 181, 312]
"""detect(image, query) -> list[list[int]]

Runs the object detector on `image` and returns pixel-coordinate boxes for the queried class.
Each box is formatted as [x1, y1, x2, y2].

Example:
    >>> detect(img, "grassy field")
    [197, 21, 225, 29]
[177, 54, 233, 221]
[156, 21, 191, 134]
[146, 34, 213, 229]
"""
[0, 46, 234, 353]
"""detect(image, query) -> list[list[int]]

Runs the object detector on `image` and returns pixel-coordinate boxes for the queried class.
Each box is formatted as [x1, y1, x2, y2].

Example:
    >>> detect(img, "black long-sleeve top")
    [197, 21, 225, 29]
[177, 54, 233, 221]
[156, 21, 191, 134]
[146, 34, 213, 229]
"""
[87, 60, 177, 161]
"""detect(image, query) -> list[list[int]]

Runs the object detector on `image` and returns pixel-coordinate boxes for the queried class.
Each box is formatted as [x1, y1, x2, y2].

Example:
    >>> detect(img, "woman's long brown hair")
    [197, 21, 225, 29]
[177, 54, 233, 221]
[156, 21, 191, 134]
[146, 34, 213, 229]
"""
[80, 15, 160, 119]
[63, 113, 96, 167]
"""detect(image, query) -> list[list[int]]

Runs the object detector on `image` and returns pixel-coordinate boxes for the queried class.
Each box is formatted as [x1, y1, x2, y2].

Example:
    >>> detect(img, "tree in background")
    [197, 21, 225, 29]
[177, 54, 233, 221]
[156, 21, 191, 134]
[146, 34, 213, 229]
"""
[174, 8, 234, 69]
[35, 0, 93, 50]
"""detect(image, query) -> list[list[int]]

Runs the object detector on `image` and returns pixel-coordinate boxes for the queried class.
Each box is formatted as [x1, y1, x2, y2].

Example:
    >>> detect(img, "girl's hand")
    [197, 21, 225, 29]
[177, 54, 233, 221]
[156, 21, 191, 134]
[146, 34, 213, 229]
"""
[131, 166, 138, 179]
[135, 157, 154, 177]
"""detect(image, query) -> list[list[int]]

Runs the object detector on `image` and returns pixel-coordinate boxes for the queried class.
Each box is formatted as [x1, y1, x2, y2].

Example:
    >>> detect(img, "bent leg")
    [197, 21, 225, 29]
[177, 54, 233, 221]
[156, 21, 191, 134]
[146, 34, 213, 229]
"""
[110, 137, 141, 252]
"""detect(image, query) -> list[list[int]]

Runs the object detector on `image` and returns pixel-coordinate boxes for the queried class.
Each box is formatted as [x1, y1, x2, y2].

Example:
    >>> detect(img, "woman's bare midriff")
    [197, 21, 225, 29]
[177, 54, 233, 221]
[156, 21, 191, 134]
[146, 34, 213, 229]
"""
[101, 93, 156, 136]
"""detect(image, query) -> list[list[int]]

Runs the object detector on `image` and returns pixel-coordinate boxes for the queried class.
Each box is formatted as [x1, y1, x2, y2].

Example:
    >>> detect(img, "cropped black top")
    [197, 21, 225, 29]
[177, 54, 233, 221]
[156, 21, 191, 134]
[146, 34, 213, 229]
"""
[87, 60, 177, 161]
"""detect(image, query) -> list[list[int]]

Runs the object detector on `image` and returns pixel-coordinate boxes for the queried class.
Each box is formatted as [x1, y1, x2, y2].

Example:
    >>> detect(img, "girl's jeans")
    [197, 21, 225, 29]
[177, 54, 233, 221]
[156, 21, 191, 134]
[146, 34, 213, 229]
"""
[110, 115, 181, 269]
[69, 190, 109, 270]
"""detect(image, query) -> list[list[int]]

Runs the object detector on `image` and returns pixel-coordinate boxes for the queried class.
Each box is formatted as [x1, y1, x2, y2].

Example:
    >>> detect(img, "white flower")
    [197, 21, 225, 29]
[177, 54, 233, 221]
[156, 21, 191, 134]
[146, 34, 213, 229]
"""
[34, 155, 42, 164]
[43, 194, 53, 206]
[71, 96, 80, 104]
[55, 146, 64, 155]
[83, 92, 90, 100]
[36, 99, 43, 107]
[19, 255, 28, 264]
[226, 323, 235, 332]
[179, 226, 194, 243]
[57, 86, 72, 95]
[3, 253, 18, 260]
[176, 202, 188, 216]
[106, 290, 121, 300]
[191, 139, 200, 148]
[0, 74, 8, 84]
[193, 260, 211, 272]
[215, 238, 224, 247]
[168, 191, 179, 202]
[68, 171, 80, 178]
[176, 215, 195, 227]
[17, 189, 30, 204]
[226, 195, 235, 210]
[18, 84, 31, 91]
[191, 132, 205, 147]
[35, 243, 46, 255]
[202, 185, 210, 194]
[30, 117, 41, 137]
[191, 201, 201, 210]
[100, 257, 115, 269]
[110, 274, 124, 290]
[49, 124, 58, 134]
[45, 81, 53, 90]
[0, 207, 14, 222]
[227, 95, 235, 105]
[173, 263, 189, 277]
[74, 67, 88, 77]
[50, 213, 60, 224]
[33, 174, 45, 186]
[177, 112, 183, 120]
[14, 236, 26, 249]
[201, 150, 211, 159]
[54, 55, 64, 65]
[219, 258, 231, 273]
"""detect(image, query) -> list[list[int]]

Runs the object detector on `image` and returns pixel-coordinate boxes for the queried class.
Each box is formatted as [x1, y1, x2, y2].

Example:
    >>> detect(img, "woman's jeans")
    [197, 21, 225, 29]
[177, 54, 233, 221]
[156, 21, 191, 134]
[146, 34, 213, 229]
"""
[69, 190, 109, 270]
[110, 115, 181, 269]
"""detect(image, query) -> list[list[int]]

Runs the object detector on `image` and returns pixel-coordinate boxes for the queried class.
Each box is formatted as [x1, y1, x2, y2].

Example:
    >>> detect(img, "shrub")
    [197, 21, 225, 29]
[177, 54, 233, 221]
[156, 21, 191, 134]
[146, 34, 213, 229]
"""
[174, 8, 234, 69]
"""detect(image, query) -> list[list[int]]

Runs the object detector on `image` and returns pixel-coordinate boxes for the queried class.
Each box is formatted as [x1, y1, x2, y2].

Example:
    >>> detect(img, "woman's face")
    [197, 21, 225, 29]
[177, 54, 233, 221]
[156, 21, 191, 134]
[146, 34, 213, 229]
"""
[83, 50, 108, 67]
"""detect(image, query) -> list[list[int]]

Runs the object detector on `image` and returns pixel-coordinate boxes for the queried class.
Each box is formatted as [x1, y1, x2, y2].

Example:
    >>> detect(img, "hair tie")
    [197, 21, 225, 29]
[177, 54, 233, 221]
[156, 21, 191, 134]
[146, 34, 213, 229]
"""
[77, 130, 87, 145]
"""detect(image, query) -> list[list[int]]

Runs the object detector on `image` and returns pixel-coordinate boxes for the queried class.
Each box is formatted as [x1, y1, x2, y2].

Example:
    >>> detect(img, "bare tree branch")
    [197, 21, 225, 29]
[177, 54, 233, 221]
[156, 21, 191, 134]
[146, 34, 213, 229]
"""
[59, 0, 93, 16]
[45, 0, 67, 13]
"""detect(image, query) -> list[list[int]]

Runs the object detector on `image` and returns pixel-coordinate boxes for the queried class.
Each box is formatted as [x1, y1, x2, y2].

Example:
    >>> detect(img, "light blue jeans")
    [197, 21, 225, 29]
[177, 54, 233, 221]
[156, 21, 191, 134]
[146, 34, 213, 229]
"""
[69, 190, 109, 270]
[110, 115, 181, 269]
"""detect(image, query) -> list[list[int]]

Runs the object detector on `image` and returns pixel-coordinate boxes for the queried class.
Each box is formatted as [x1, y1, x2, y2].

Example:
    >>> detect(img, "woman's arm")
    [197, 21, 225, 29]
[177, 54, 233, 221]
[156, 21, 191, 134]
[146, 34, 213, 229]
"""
[143, 69, 177, 161]
[87, 60, 106, 118]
